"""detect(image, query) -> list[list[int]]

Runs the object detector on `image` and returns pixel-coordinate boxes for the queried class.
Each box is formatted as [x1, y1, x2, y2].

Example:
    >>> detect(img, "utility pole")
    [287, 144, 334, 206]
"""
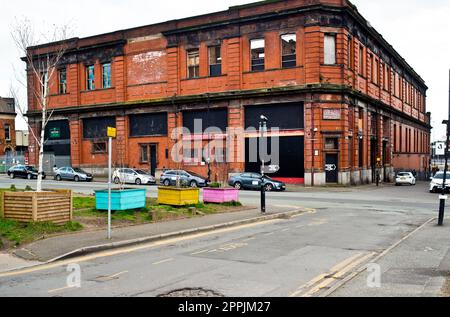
[438, 70, 450, 226]
[107, 127, 116, 239]
[260, 115, 268, 213]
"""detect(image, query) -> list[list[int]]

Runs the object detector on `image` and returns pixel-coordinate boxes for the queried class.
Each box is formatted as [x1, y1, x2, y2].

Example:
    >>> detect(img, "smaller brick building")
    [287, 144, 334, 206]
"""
[0, 97, 16, 157]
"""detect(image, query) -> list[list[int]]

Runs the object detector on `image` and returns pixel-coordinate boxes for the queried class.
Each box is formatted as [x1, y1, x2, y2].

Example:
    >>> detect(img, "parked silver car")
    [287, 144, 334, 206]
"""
[113, 168, 156, 185]
[55, 167, 93, 182]
[159, 170, 208, 188]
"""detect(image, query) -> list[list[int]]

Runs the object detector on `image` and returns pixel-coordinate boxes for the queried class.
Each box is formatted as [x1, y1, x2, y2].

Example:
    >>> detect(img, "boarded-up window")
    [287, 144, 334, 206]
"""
[45, 120, 70, 140]
[182, 108, 228, 133]
[129, 113, 168, 137]
[245, 103, 304, 130]
[83, 117, 116, 139]
[324, 34, 336, 65]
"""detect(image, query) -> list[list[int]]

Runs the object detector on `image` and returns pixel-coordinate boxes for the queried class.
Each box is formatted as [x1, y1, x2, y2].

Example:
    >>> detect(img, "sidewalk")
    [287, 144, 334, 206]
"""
[7, 205, 304, 266]
[330, 218, 450, 297]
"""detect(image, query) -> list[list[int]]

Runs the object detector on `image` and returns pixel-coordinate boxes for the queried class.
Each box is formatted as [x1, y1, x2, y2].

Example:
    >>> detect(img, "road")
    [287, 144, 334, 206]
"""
[0, 176, 444, 297]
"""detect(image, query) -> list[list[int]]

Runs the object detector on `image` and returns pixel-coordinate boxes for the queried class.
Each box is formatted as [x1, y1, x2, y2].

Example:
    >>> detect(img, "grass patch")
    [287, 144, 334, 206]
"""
[73, 196, 96, 210]
[0, 219, 83, 247]
[73, 197, 244, 224]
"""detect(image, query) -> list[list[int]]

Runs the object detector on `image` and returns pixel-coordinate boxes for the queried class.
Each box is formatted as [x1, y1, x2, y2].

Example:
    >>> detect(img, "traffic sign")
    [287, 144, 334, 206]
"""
[107, 127, 117, 138]
[262, 165, 280, 174]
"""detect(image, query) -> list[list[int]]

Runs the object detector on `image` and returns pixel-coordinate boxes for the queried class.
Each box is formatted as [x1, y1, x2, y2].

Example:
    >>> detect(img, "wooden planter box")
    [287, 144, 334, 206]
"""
[95, 188, 147, 211]
[203, 188, 239, 204]
[157, 187, 200, 206]
[1, 190, 72, 225]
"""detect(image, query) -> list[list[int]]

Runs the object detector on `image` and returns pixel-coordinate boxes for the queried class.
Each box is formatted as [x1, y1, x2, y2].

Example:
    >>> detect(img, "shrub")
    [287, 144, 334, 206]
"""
[9, 185, 17, 192]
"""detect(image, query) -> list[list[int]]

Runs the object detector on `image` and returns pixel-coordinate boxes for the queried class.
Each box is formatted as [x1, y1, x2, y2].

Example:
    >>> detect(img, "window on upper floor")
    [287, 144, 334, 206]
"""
[4, 124, 11, 141]
[359, 45, 364, 75]
[324, 34, 336, 65]
[208, 46, 222, 77]
[281, 34, 297, 68]
[58, 68, 67, 94]
[86, 65, 95, 91]
[372, 57, 379, 85]
[40, 71, 48, 97]
[250, 39, 265, 71]
[102, 63, 112, 89]
[348, 36, 354, 69]
[187, 49, 200, 79]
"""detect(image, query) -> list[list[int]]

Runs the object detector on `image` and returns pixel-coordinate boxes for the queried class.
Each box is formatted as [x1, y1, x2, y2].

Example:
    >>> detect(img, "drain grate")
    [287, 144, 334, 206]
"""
[158, 288, 224, 297]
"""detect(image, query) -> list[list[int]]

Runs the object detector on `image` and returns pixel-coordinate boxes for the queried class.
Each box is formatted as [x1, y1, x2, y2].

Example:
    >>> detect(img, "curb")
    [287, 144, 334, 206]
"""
[43, 208, 307, 263]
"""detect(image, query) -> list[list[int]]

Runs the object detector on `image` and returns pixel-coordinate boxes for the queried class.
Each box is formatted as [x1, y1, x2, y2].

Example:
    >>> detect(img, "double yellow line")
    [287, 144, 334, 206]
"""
[289, 252, 376, 297]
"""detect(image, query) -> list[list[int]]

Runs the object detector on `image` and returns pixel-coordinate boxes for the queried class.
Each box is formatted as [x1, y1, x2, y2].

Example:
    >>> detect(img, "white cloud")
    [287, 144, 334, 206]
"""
[1, 0, 448, 140]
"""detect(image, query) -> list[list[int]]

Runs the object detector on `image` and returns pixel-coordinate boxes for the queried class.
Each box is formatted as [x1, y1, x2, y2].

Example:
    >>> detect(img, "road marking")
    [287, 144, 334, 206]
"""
[263, 232, 275, 236]
[48, 285, 78, 294]
[0, 219, 282, 278]
[289, 252, 376, 297]
[152, 258, 174, 265]
[322, 217, 437, 297]
[281, 228, 290, 232]
[242, 237, 256, 242]
[190, 249, 211, 255]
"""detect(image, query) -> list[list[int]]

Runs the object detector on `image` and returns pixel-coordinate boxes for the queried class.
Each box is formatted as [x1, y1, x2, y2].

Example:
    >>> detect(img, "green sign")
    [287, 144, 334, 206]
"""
[50, 127, 60, 139]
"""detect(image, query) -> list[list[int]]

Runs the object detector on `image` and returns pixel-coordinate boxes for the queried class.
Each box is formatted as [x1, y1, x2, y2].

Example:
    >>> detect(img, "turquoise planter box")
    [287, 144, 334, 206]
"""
[95, 189, 147, 211]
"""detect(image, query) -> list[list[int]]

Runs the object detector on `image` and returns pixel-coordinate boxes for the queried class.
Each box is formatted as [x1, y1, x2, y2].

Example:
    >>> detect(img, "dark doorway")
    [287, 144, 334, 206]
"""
[325, 154, 339, 183]
[382, 141, 388, 182]
[370, 138, 377, 182]
[150, 144, 157, 177]
[245, 136, 304, 178]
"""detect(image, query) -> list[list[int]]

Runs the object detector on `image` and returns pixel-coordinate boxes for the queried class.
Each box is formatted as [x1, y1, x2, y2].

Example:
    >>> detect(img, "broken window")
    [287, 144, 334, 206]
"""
[4, 124, 10, 141]
[140, 144, 149, 163]
[251, 39, 265, 71]
[325, 138, 339, 150]
[59, 68, 67, 94]
[324, 34, 336, 65]
[209, 46, 222, 77]
[83, 117, 115, 139]
[102, 63, 112, 89]
[86, 65, 95, 91]
[281, 34, 297, 68]
[92, 142, 107, 154]
[187, 49, 200, 79]
[40, 71, 48, 97]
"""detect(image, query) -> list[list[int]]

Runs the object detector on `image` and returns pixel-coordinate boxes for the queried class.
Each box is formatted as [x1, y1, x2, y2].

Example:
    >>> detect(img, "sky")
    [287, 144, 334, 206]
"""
[0, 0, 449, 141]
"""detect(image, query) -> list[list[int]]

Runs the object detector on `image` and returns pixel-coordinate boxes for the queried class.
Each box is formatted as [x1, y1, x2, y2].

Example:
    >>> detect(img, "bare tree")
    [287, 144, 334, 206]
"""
[10, 18, 71, 192]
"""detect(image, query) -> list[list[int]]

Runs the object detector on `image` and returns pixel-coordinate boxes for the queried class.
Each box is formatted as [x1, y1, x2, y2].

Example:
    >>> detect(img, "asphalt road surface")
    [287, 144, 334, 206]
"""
[0, 176, 443, 297]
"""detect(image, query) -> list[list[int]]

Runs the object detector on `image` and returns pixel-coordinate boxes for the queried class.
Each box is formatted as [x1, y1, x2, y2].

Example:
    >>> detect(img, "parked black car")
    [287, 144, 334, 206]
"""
[55, 167, 93, 182]
[7, 165, 46, 180]
[160, 170, 208, 188]
[228, 173, 286, 191]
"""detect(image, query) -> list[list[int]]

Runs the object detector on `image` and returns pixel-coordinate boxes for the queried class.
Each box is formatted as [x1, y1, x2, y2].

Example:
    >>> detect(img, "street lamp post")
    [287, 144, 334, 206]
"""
[438, 70, 450, 226]
[260, 115, 268, 214]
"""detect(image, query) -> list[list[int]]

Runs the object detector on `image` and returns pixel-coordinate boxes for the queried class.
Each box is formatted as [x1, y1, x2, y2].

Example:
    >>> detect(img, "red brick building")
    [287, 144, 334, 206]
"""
[0, 97, 16, 157]
[25, 0, 431, 185]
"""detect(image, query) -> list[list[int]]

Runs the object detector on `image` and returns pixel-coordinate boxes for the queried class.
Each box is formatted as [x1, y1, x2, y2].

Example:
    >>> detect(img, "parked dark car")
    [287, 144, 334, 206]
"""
[55, 167, 93, 182]
[228, 173, 286, 192]
[7, 165, 46, 180]
[160, 170, 208, 188]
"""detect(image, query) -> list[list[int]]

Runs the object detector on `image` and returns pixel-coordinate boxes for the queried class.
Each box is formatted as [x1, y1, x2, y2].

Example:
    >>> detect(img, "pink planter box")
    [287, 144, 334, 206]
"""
[203, 188, 239, 204]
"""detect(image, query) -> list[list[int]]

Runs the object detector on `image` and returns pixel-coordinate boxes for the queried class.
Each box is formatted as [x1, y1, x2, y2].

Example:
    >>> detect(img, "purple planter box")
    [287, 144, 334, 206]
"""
[203, 188, 239, 204]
